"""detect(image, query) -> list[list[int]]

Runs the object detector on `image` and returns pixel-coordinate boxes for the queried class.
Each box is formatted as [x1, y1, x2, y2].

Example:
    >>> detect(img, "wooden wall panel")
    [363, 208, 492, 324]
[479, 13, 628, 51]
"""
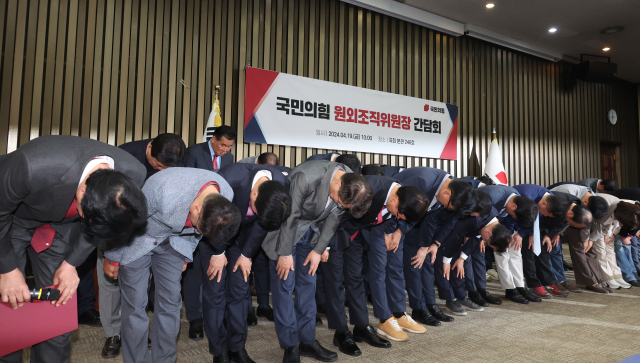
[1, 0, 639, 187]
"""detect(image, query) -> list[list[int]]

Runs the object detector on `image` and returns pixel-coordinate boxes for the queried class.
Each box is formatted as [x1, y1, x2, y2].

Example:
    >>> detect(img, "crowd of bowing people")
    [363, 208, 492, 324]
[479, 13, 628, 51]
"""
[1, 127, 639, 363]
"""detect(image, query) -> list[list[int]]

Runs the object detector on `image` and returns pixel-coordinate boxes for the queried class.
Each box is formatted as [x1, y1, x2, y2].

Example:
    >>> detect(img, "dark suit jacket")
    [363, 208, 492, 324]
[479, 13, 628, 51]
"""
[505, 184, 553, 238]
[337, 175, 397, 250]
[306, 153, 338, 161]
[542, 191, 582, 238]
[611, 188, 640, 202]
[478, 185, 521, 216]
[441, 208, 499, 259]
[0, 136, 146, 273]
[383, 166, 405, 178]
[118, 138, 186, 180]
[215, 164, 290, 258]
[185, 141, 234, 172]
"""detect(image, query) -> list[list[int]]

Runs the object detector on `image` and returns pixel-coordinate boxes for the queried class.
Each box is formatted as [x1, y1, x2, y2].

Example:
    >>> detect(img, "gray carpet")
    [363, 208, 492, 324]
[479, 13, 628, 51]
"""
[21, 247, 640, 363]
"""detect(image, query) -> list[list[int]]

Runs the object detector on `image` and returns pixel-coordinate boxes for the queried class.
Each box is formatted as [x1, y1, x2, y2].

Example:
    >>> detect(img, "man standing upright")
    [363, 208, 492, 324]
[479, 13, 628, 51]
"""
[262, 160, 373, 363]
[183, 125, 236, 339]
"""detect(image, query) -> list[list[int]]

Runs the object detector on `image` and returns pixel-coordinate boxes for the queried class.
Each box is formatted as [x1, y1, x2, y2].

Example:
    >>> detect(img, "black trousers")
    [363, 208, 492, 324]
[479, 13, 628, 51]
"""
[521, 237, 555, 287]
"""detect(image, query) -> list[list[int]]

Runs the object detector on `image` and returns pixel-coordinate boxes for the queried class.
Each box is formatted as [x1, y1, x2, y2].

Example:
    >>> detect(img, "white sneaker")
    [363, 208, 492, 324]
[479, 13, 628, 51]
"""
[486, 269, 500, 281]
[605, 280, 622, 289]
[615, 279, 632, 289]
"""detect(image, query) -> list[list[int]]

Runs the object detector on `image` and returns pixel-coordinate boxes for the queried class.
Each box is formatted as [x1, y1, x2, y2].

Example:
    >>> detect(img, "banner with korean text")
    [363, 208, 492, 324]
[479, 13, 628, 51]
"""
[244, 67, 458, 159]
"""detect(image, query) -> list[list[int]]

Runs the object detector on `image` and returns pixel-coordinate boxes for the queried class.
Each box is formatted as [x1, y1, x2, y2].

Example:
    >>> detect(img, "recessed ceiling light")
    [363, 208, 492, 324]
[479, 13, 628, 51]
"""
[486, 3, 495, 8]
[548, 28, 557, 33]
[603, 47, 611, 51]
[601, 26, 624, 34]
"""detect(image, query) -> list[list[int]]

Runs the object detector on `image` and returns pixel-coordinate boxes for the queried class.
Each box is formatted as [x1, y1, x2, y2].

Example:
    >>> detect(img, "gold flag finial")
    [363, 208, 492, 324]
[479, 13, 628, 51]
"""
[213, 85, 222, 127]
[492, 127, 497, 141]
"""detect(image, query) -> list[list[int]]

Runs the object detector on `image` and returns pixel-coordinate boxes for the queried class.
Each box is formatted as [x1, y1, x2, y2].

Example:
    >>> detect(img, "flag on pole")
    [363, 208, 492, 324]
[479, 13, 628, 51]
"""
[483, 128, 508, 185]
[202, 85, 223, 142]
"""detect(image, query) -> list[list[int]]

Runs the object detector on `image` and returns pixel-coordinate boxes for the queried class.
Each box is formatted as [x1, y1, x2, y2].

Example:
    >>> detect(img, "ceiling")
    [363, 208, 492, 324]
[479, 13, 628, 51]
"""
[402, 0, 640, 83]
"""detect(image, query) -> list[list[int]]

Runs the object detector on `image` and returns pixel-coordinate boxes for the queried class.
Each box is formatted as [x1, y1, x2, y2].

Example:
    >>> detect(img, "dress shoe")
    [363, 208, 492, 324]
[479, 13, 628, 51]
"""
[189, 318, 204, 340]
[78, 309, 102, 327]
[601, 284, 614, 293]
[479, 289, 502, 305]
[228, 348, 255, 363]
[101, 335, 121, 359]
[558, 280, 582, 293]
[445, 300, 467, 316]
[628, 280, 640, 287]
[315, 315, 323, 325]
[459, 297, 484, 311]
[586, 283, 610, 294]
[427, 304, 454, 322]
[283, 346, 300, 363]
[250, 285, 258, 296]
[353, 325, 391, 348]
[468, 291, 489, 307]
[615, 279, 632, 289]
[214, 353, 231, 363]
[376, 318, 408, 342]
[247, 306, 258, 326]
[563, 260, 573, 271]
[333, 331, 361, 356]
[517, 287, 542, 302]
[299, 340, 338, 362]
[505, 289, 528, 304]
[411, 307, 441, 327]
[257, 305, 274, 321]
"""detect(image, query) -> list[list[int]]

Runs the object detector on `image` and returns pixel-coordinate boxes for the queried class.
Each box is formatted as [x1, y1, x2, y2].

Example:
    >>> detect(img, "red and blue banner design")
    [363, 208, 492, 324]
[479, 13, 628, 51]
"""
[244, 67, 458, 160]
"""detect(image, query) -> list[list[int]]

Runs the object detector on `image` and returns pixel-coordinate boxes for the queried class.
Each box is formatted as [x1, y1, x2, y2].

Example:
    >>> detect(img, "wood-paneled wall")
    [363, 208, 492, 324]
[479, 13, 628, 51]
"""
[1, 0, 639, 187]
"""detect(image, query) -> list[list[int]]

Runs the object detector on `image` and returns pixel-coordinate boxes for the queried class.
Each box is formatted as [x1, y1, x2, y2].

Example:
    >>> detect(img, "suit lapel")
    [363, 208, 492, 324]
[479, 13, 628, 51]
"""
[314, 164, 336, 219]
[201, 142, 214, 171]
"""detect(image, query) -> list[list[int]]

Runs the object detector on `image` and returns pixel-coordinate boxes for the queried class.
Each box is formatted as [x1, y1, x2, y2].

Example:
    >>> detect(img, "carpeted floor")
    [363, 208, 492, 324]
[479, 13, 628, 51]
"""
[21, 246, 640, 363]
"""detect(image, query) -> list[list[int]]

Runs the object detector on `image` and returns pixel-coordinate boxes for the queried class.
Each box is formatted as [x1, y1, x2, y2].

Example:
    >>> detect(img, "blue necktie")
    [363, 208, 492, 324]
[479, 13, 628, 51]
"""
[533, 214, 541, 256]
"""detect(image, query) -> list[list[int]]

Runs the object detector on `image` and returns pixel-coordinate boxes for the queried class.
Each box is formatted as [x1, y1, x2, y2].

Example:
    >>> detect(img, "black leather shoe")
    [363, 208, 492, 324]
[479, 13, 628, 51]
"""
[214, 353, 231, 363]
[468, 291, 489, 307]
[563, 260, 573, 271]
[315, 315, 323, 325]
[629, 280, 640, 287]
[299, 340, 338, 362]
[101, 336, 121, 359]
[78, 309, 102, 327]
[505, 289, 529, 304]
[333, 331, 361, 357]
[189, 318, 204, 340]
[517, 287, 542, 302]
[228, 348, 255, 363]
[411, 307, 441, 327]
[479, 289, 502, 305]
[257, 305, 274, 321]
[283, 346, 300, 363]
[427, 304, 454, 322]
[352, 325, 391, 348]
[247, 306, 258, 326]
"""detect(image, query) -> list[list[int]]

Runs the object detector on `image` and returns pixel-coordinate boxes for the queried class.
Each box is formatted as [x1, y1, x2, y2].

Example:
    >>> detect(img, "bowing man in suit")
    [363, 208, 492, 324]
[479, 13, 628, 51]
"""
[183, 125, 236, 339]
[0, 135, 147, 363]
[306, 152, 341, 162]
[578, 178, 619, 194]
[118, 133, 187, 179]
[306, 154, 362, 174]
[104, 168, 240, 363]
[382, 165, 405, 178]
[202, 163, 291, 363]
[440, 206, 511, 307]
[503, 184, 569, 299]
[476, 185, 539, 304]
[262, 160, 373, 363]
[237, 152, 279, 165]
[322, 175, 428, 355]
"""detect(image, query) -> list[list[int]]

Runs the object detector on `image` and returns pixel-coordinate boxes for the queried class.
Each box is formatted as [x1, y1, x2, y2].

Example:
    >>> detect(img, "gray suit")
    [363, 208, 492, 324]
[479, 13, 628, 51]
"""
[578, 178, 600, 192]
[237, 155, 259, 164]
[108, 168, 233, 363]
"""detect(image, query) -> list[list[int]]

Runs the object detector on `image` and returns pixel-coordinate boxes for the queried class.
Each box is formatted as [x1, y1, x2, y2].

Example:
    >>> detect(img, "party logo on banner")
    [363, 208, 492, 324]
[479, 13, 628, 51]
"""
[244, 67, 458, 160]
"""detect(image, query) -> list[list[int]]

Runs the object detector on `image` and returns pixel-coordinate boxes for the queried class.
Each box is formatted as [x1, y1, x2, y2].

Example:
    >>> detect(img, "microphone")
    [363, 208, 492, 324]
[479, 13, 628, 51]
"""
[0, 288, 60, 302]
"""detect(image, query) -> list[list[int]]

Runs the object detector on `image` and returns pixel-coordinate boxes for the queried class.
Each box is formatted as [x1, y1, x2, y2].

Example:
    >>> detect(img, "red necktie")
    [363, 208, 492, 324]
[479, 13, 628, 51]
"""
[31, 199, 78, 253]
[373, 207, 385, 225]
[213, 156, 218, 170]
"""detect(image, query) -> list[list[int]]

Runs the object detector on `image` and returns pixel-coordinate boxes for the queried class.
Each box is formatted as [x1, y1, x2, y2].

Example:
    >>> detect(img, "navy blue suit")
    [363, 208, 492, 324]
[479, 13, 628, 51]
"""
[321, 176, 399, 329]
[383, 166, 405, 178]
[507, 184, 556, 288]
[394, 167, 454, 308]
[478, 185, 521, 217]
[199, 164, 288, 356]
[183, 141, 234, 323]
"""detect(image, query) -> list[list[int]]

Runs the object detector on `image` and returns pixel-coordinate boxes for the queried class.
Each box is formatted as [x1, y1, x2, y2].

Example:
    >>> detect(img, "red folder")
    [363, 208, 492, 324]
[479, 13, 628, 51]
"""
[0, 286, 78, 357]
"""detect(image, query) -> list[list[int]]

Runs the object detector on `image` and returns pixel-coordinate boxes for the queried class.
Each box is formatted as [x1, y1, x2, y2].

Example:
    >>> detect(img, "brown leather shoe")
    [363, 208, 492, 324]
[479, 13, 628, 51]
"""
[601, 284, 614, 293]
[559, 280, 582, 293]
[586, 284, 609, 294]
[101, 336, 121, 359]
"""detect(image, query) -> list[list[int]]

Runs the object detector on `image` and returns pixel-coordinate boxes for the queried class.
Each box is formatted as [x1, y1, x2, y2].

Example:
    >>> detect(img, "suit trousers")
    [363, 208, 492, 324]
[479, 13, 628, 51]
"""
[493, 246, 525, 290]
[198, 241, 228, 356]
[76, 251, 97, 317]
[464, 245, 487, 292]
[119, 241, 185, 363]
[521, 237, 555, 287]
[342, 235, 374, 329]
[614, 236, 640, 282]
[97, 243, 121, 338]
[315, 266, 326, 308]
[0, 228, 72, 363]
[443, 252, 467, 300]
[225, 244, 251, 353]
[402, 229, 436, 310]
[252, 249, 271, 307]
[183, 243, 203, 322]
[269, 231, 317, 349]
[592, 236, 622, 281]
[319, 238, 347, 331]
[565, 227, 602, 286]
[364, 221, 405, 320]
[548, 238, 567, 282]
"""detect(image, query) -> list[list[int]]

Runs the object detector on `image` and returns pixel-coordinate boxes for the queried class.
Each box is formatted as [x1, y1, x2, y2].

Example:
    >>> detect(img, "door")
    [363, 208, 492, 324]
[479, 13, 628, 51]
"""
[600, 144, 618, 181]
